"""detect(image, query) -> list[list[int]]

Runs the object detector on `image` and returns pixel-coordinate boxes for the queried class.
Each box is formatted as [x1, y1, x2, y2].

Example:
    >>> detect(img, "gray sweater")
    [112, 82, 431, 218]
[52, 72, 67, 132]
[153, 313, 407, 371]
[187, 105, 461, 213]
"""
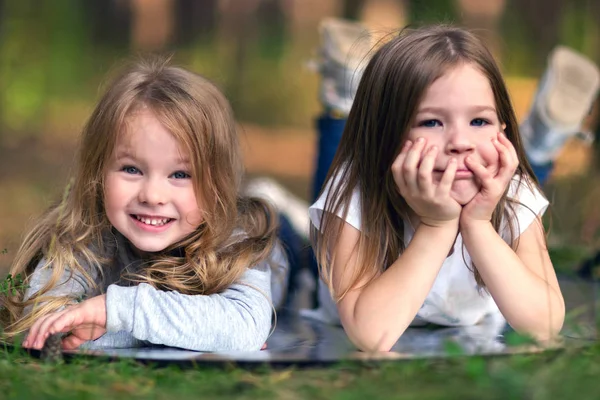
[23, 234, 287, 352]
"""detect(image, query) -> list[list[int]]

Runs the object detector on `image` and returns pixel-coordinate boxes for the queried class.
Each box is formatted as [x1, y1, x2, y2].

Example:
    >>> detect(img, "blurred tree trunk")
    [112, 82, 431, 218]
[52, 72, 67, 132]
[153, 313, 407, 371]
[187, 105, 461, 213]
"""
[85, 0, 131, 48]
[130, 0, 175, 51]
[175, 0, 218, 45]
[592, 99, 600, 171]
[342, 0, 366, 20]
[407, 0, 457, 24]
[0, 0, 4, 33]
[361, 0, 408, 30]
[219, 0, 261, 111]
[0, 0, 4, 136]
[256, 0, 289, 59]
[456, 0, 506, 59]
[511, 0, 565, 71]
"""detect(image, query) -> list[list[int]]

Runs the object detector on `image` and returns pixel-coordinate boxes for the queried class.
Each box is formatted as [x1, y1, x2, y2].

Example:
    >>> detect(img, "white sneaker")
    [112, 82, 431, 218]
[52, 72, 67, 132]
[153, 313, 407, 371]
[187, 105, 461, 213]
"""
[522, 46, 600, 165]
[314, 18, 374, 116]
[244, 176, 310, 241]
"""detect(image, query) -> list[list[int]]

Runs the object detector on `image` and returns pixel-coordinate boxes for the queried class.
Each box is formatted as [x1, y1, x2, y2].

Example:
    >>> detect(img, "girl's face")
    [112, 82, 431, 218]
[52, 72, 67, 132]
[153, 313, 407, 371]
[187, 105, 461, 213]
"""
[104, 108, 203, 253]
[407, 62, 505, 205]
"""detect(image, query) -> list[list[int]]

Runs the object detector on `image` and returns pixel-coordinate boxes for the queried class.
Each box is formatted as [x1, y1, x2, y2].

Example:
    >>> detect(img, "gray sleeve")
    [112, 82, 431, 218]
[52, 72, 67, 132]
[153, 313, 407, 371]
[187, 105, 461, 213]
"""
[22, 259, 96, 315]
[82, 331, 148, 349]
[104, 266, 273, 352]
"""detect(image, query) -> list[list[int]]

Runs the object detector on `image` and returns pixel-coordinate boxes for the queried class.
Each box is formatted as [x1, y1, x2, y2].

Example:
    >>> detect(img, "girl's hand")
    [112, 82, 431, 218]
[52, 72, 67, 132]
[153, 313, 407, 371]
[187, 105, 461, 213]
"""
[461, 132, 518, 227]
[392, 138, 462, 228]
[23, 294, 107, 350]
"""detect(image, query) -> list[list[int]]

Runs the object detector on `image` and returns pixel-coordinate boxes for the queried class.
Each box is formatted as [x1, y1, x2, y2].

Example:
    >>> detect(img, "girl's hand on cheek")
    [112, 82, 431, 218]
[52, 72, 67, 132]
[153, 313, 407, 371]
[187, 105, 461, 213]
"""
[22, 294, 108, 351]
[392, 138, 462, 228]
[461, 132, 518, 228]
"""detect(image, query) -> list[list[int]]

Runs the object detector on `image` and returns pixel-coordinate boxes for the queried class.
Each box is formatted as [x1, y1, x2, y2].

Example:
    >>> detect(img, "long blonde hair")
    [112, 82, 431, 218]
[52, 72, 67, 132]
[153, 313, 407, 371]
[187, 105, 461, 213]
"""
[1, 57, 278, 337]
[311, 25, 543, 301]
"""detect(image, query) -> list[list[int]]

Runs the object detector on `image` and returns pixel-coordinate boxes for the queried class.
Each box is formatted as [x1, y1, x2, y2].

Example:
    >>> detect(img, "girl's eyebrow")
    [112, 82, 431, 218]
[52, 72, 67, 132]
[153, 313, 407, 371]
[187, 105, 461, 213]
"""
[417, 105, 497, 114]
[469, 105, 497, 113]
[115, 150, 136, 160]
[116, 150, 190, 165]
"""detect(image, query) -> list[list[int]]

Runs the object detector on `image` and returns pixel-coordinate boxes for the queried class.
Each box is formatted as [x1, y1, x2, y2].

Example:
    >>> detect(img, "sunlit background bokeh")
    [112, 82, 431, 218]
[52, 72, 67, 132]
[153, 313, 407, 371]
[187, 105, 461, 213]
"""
[0, 0, 599, 272]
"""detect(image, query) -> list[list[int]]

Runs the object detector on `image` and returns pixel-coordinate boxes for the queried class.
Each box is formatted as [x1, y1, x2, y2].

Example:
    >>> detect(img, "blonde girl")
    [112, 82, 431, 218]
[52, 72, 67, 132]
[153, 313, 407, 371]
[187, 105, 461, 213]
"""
[1, 58, 287, 352]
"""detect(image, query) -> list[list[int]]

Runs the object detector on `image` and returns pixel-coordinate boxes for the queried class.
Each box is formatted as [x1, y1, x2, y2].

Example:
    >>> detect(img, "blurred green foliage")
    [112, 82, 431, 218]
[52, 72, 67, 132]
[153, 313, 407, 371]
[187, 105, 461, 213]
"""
[0, 0, 597, 137]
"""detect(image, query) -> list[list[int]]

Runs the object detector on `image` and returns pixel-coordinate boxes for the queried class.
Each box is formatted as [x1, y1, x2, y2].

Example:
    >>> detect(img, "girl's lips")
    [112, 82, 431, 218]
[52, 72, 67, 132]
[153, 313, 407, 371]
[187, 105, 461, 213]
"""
[433, 168, 473, 179]
[454, 169, 474, 179]
[129, 214, 175, 232]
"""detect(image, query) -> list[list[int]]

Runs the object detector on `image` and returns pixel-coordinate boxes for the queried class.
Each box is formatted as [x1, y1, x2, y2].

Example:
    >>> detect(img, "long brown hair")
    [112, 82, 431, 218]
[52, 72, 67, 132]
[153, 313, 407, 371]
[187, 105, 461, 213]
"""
[1, 57, 278, 337]
[312, 25, 542, 301]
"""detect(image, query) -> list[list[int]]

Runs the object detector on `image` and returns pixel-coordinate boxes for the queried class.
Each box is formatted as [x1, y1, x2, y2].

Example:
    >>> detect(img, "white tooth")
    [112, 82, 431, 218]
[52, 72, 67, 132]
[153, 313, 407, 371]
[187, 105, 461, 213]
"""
[135, 216, 170, 226]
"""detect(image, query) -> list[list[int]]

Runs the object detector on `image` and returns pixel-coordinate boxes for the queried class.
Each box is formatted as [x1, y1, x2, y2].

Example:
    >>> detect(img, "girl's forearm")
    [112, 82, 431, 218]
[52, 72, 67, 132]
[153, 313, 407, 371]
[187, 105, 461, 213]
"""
[461, 222, 564, 339]
[346, 222, 458, 351]
[105, 267, 273, 351]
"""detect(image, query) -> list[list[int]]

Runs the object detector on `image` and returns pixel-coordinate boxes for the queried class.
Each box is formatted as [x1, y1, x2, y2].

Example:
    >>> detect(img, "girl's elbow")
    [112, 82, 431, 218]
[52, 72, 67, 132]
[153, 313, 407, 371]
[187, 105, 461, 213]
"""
[542, 313, 565, 341]
[528, 324, 563, 343]
[513, 312, 565, 343]
[341, 310, 409, 352]
[347, 327, 405, 353]
[234, 311, 272, 351]
[219, 326, 268, 352]
[538, 299, 566, 340]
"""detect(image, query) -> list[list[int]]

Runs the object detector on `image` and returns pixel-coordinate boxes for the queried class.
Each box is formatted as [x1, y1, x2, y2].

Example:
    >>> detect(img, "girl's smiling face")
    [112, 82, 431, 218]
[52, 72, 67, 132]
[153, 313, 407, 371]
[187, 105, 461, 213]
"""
[103, 108, 203, 253]
[407, 62, 505, 205]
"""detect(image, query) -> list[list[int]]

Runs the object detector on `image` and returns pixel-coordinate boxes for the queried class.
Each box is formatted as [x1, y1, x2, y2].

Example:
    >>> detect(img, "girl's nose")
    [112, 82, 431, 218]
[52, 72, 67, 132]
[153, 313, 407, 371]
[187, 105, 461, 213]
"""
[445, 127, 475, 154]
[138, 178, 167, 205]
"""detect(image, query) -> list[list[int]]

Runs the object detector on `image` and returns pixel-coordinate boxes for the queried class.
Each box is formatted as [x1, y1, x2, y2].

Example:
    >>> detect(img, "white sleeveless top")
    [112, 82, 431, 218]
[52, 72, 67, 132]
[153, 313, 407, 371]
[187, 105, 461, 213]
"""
[306, 174, 549, 327]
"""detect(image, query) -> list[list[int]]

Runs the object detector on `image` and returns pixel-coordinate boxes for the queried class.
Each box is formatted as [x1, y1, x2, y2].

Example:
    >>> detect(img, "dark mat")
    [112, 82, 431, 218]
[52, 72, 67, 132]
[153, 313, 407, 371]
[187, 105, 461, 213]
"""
[11, 277, 599, 367]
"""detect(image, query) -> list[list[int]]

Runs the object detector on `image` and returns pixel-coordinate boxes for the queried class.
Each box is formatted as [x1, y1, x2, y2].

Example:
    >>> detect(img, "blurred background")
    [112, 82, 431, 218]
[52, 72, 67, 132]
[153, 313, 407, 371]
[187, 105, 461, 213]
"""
[0, 0, 599, 272]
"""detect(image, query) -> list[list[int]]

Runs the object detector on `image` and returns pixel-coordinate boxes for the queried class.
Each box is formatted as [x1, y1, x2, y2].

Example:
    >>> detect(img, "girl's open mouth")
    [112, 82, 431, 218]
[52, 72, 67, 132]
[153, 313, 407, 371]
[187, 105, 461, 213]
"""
[130, 214, 174, 227]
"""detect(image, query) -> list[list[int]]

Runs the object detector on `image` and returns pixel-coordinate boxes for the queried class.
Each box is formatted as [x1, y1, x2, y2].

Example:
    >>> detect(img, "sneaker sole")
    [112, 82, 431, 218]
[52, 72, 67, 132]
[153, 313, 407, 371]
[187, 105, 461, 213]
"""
[319, 17, 373, 70]
[544, 46, 600, 129]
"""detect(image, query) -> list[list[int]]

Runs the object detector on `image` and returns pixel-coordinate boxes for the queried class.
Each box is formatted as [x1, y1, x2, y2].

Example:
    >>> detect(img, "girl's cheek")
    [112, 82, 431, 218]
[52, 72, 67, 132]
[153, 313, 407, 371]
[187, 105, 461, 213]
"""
[477, 140, 499, 167]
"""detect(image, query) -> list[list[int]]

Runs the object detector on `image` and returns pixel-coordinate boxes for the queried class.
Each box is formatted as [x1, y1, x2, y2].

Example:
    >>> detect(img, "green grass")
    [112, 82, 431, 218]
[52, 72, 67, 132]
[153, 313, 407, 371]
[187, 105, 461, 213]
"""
[0, 343, 599, 399]
[0, 247, 597, 399]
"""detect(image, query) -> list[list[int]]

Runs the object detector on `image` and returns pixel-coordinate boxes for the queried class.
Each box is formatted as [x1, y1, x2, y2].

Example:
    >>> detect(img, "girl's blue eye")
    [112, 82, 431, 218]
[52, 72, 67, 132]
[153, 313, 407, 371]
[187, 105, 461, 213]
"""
[471, 118, 489, 127]
[419, 119, 441, 128]
[122, 166, 140, 174]
[171, 171, 191, 179]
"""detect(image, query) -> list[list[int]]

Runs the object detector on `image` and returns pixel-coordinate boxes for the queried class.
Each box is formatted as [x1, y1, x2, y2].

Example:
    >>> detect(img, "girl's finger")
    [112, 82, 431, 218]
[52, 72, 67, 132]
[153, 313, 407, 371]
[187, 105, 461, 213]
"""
[417, 145, 437, 192]
[465, 156, 492, 185]
[392, 140, 412, 189]
[437, 158, 457, 194]
[47, 312, 78, 336]
[62, 334, 86, 350]
[498, 132, 518, 165]
[493, 138, 517, 181]
[392, 140, 412, 168]
[31, 312, 64, 349]
[403, 138, 426, 194]
[26, 314, 51, 348]
[23, 319, 44, 348]
[24, 313, 50, 347]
